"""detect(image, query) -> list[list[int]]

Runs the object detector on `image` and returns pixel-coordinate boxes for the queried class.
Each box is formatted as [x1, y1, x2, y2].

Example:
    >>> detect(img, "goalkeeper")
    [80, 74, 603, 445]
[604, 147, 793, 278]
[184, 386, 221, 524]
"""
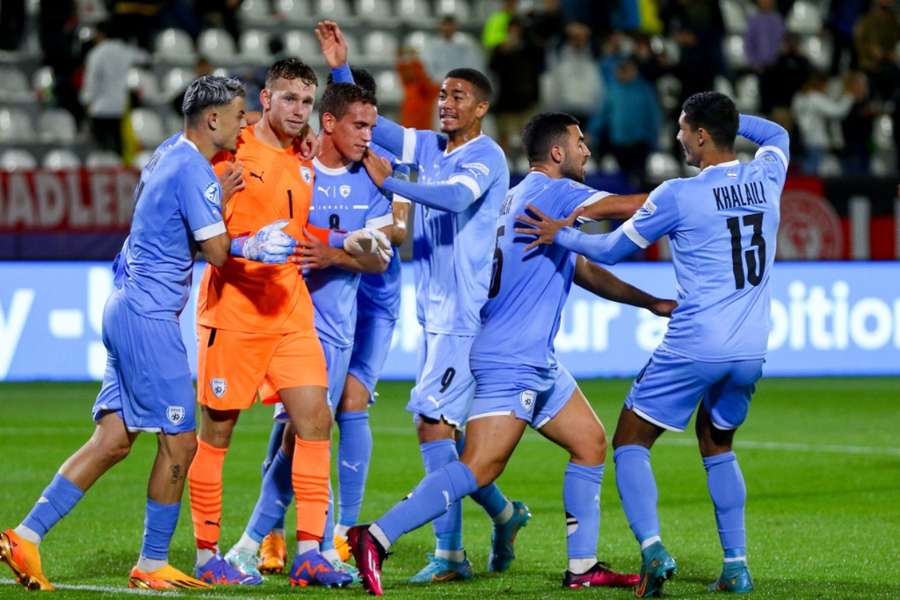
[187, 58, 389, 588]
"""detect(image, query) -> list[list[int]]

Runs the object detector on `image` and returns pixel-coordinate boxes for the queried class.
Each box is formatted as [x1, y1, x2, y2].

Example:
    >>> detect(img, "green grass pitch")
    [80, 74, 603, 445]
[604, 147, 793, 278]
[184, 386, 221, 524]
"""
[0, 378, 898, 599]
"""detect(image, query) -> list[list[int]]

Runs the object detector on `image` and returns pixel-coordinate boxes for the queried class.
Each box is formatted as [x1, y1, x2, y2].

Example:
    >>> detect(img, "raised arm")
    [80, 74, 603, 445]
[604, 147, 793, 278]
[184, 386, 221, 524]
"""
[738, 114, 790, 165]
[574, 256, 676, 317]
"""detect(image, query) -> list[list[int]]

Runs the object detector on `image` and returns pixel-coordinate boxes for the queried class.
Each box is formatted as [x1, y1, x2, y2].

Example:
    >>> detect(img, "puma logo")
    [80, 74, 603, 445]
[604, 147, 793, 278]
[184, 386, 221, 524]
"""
[427, 395, 440, 408]
[204, 519, 221, 527]
[342, 460, 361, 472]
[249, 171, 264, 183]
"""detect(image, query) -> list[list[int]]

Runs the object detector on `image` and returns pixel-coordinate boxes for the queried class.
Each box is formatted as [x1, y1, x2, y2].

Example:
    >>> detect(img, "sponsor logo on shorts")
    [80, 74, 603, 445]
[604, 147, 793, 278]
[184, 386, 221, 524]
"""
[167, 405, 185, 425]
[211, 378, 227, 398]
[520, 390, 536, 414]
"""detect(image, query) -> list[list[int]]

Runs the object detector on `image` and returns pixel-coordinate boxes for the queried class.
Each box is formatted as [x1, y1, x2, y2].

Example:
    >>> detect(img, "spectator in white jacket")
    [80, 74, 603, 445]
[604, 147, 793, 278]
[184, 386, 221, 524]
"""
[791, 72, 856, 174]
[80, 21, 147, 155]
[541, 21, 602, 127]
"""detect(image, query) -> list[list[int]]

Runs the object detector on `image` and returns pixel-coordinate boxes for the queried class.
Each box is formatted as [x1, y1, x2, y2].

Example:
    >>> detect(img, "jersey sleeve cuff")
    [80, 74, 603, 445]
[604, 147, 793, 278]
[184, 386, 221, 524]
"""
[193, 220, 226, 242]
[447, 174, 481, 200]
[366, 213, 394, 229]
[621, 217, 651, 249]
[402, 127, 417, 163]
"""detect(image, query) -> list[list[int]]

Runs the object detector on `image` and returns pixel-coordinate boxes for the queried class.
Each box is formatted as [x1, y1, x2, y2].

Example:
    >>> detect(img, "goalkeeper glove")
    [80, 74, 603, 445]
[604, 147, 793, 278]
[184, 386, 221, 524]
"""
[343, 228, 393, 263]
[231, 219, 297, 264]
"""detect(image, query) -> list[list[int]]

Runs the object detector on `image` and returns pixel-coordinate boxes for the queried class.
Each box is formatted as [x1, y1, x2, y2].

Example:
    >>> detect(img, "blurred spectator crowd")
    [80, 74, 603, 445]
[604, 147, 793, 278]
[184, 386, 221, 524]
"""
[0, 0, 897, 185]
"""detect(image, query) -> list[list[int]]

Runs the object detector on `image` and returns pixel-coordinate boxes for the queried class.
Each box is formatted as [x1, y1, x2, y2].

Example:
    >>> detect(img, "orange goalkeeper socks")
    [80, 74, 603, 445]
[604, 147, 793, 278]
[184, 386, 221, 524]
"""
[188, 439, 228, 550]
[292, 437, 330, 544]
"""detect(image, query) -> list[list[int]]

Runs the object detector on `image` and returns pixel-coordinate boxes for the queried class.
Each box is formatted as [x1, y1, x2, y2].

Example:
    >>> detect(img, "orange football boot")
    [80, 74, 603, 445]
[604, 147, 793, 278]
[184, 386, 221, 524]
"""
[0, 528, 54, 591]
[258, 531, 287, 574]
[128, 564, 210, 590]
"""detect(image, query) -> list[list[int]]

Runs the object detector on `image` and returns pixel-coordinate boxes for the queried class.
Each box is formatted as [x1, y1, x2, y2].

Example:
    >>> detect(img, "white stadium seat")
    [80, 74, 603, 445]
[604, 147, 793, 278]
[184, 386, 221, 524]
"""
[130, 108, 166, 147]
[38, 109, 78, 144]
[276, 0, 314, 25]
[358, 0, 394, 25]
[375, 70, 402, 106]
[403, 31, 432, 54]
[362, 31, 398, 66]
[599, 154, 620, 175]
[874, 115, 893, 151]
[316, 0, 355, 22]
[736, 74, 760, 112]
[133, 150, 155, 170]
[154, 28, 195, 65]
[397, 0, 432, 26]
[86, 151, 122, 168]
[239, 29, 272, 64]
[436, 0, 471, 24]
[646, 152, 681, 183]
[128, 68, 163, 105]
[721, 0, 748, 34]
[32, 65, 55, 101]
[284, 31, 323, 65]
[0, 149, 37, 171]
[0, 66, 31, 102]
[163, 67, 193, 101]
[198, 29, 236, 62]
[0, 107, 33, 142]
[239, 0, 273, 26]
[818, 154, 842, 176]
[43, 149, 81, 170]
[801, 35, 831, 71]
[724, 34, 746, 69]
[787, 1, 822, 35]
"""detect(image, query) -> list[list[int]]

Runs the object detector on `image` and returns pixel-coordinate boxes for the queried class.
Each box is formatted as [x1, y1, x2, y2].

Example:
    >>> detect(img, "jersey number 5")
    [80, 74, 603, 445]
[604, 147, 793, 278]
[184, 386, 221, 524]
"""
[726, 212, 766, 289]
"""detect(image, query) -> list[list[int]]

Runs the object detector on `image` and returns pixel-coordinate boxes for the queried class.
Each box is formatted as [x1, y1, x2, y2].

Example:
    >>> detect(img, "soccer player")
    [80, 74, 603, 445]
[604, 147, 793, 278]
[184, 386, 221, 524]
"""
[320, 21, 529, 583]
[517, 93, 788, 596]
[223, 82, 393, 583]
[187, 59, 385, 588]
[345, 112, 674, 596]
[0, 75, 297, 591]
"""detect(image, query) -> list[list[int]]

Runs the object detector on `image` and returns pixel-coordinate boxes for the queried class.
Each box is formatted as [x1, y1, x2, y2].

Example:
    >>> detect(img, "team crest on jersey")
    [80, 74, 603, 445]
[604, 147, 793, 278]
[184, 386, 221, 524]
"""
[204, 182, 220, 206]
[300, 166, 313, 184]
[520, 390, 537, 413]
[211, 378, 227, 398]
[339, 184, 351, 198]
[166, 406, 185, 425]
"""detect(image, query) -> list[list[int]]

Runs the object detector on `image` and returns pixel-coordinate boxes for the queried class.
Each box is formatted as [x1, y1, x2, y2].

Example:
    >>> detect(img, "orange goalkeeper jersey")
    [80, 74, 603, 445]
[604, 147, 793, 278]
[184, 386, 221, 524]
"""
[197, 126, 318, 333]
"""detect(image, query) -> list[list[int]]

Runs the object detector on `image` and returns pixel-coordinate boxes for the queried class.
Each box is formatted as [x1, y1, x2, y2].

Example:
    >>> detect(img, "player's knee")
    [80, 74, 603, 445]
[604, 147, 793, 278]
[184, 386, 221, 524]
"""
[464, 455, 506, 488]
[95, 436, 131, 465]
[571, 432, 607, 465]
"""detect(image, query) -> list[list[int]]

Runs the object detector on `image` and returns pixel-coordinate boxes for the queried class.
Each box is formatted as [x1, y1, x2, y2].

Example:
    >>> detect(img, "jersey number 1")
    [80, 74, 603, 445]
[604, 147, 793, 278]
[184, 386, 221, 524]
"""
[726, 212, 766, 289]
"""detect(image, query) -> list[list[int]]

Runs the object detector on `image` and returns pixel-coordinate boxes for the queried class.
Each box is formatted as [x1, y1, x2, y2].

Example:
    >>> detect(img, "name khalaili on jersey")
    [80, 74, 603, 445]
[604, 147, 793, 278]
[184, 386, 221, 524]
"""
[713, 181, 767, 211]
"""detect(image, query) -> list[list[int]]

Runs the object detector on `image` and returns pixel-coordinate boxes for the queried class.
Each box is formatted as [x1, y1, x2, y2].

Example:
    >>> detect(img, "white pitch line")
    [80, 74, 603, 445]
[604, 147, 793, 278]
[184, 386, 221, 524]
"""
[0, 578, 237, 598]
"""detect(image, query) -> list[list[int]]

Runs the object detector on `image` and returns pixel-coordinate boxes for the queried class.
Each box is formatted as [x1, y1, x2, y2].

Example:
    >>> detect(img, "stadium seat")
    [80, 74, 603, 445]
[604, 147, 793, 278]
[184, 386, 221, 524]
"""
[165, 112, 183, 137]
[481, 113, 497, 139]
[714, 75, 734, 98]
[316, 0, 355, 23]
[239, 0, 273, 26]
[599, 154, 620, 175]
[163, 67, 193, 101]
[133, 150, 155, 170]
[0, 107, 33, 142]
[0, 149, 37, 171]
[86, 151, 123, 168]
[656, 123, 674, 151]
[77, 0, 108, 24]
[343, 32, 361, 61]
[513, 154, 529, 173]
[128, 68, 163, 105]
[736, 74, 760, 112]
[403, 31, 432, 54]
[656, 75, 682, 112]
[724, 35, 746, 69]
[283, 31, 322, 64]
[38, 109, 78, 144]
[874, 115, 893, 151]
[721, 0, 748, 34]
[198, 29, 236, 63]
[0, 66, 31, 102]
[32, 65, 54, 102]
[819, 153, 842, 176]
[239, 29, 272, 64]
[396, 0, 432, 26]
[436, 0, 472, 24]
[357, 0, 394, 25]
[130, 108, 166, 148]
[275, 0, 314, 25]
[870, 152, 893, 176]
[787, 1, 822, 35]
[362, 31, 398, 66]
[801, 35, 831, 71]
[154, 28, 196, 65]
[43, 149, 81, 170]
[375, 70, 402, 106]
[646, 152, 681, 183]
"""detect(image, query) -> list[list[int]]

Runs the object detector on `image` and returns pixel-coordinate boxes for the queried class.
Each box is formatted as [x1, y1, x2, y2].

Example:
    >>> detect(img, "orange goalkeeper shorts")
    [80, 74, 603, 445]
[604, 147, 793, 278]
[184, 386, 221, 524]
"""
[197, 325, 328, 411]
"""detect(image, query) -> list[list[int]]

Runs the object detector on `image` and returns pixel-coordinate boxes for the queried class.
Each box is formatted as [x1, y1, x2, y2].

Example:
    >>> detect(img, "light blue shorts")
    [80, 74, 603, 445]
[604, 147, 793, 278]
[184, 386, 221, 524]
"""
[469, 363, 578, 429]
[406, 332, 475, 428]
[91, 290, 195, 435]
[625, 348, 764, 432]
[274, 338, 351, 420]
[347, 314, 397, 404]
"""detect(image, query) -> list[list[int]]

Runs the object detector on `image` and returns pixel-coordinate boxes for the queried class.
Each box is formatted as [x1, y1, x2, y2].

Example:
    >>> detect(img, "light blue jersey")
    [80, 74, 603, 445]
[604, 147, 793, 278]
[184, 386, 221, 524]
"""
[114, 134, 224, 319]
[306, 158, 393, 348]
[405, 132, 510, 333]
[471, 172, 609, 369]
[621, 149, 784, 361]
